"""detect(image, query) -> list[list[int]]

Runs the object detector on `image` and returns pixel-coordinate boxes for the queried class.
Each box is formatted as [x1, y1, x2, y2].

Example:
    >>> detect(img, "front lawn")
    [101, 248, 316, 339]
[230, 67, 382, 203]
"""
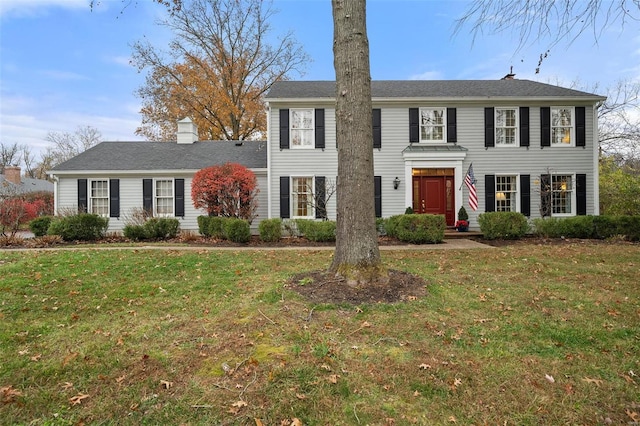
[1, 242, 638, 425]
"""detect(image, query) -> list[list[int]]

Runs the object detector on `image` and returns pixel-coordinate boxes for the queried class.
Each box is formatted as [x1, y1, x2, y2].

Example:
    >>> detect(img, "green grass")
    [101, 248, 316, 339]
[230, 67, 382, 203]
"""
[1, 243, 639, 425]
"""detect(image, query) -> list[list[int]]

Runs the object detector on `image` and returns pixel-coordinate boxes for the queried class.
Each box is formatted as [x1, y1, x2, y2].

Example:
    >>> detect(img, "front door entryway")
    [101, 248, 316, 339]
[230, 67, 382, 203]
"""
[412, 168, 455, 226]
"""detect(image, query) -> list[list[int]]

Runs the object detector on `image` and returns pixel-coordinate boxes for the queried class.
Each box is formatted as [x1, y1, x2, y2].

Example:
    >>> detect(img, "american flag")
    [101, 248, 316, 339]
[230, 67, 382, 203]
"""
[464, 164, 478, 211]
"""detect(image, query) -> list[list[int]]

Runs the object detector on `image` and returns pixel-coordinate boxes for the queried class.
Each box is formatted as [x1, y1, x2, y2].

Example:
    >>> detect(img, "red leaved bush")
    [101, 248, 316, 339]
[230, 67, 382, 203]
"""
[0, 197, 45, 236]
[191, 163, 258, 221]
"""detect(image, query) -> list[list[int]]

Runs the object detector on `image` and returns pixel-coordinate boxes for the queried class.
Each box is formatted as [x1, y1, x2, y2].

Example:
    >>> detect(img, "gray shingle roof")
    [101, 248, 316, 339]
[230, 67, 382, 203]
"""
[0, 177, 54, 194]
[265, 80, 604, 100]
[51, 140, 267, 172]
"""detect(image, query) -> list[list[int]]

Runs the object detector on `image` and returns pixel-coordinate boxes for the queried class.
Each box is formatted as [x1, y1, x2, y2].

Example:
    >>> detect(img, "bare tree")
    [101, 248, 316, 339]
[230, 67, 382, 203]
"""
[329, 0, 383, 281]
[597, 80, 640, 161]
[44, 126, 102, 166]
[0, 142, 22, 173]
[131, 0, 309, 141]
[21, 146, 38, 178]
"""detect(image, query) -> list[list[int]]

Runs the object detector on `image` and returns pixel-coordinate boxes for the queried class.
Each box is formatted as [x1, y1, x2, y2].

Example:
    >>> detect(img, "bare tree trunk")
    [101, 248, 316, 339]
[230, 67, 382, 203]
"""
[330, 0, 384, 282]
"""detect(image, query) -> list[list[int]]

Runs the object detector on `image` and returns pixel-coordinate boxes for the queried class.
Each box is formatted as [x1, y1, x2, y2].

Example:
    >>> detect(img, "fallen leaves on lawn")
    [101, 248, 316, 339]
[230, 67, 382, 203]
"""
[1, 385, 22, 404]
[545, 374, 555, 383]
[160, 380, 172, 390]
[69, 393, 90, 406]
[418, 363, 432, 370]
[328, 374, 340, 384]
[582, 377, 603, 386]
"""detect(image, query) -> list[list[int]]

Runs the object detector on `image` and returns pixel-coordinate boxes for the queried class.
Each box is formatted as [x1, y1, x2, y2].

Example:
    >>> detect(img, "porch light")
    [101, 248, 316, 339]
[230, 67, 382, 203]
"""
[393, 177, 401, 190]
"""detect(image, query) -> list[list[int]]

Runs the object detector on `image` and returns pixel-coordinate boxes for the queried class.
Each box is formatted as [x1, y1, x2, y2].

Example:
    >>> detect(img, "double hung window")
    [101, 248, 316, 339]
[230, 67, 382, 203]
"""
[290, 109, 314, 148]
[495, 176, 517, 212]
[155, 179, 174, 217]
[495, 108, 518, 145]
[551, 107, 574, 146]
[551, 175, 573, 215]
[90, 180, 109, 217]
[292, 177, 313, 218]
[419, 108, 445, 142]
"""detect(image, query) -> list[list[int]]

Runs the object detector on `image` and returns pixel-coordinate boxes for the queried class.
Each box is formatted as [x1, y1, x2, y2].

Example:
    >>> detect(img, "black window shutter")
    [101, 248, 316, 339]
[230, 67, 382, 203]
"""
[484, 175, 495, 212]
[109, 179, 120, 218]
[576, 174, 587, 215]
[315, 109, 325, 149]
[175, 178, 185, 217]
[519, 107, 530, 147]
[315, 176, 326, 219]
[279, 176, 290, 219]
[540, 107, 551, 147]
[372, 108, 382, 149]
[575, 107, 586, 147]
[374, 175, 382, 218]
[484, 107, 495, 148]
[446, 108, 457, 143]
[409, 108, 419, 143]
[77, 179, 88, 213]
[143, 179, 153, 214]
[279, 109, 289, 149]
[540, 174, 551, 216]
[520, 174, 530, 216]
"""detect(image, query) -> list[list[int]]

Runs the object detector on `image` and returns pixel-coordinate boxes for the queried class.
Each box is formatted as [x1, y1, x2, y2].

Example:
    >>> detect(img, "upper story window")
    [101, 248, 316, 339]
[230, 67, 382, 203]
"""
[290, 109, 314, 148]
[551, 107, 574, 146]
[495, 108, 518, 146]
[155, 179, 174, 217]
[90, 180, 109, 217]
[420, 108, 445, 142]
[495, 175, 518, 212]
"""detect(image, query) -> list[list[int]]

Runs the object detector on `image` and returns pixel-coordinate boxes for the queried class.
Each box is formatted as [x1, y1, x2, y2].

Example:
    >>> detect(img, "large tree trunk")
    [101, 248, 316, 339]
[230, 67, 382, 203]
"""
[330, 0, 384, 282]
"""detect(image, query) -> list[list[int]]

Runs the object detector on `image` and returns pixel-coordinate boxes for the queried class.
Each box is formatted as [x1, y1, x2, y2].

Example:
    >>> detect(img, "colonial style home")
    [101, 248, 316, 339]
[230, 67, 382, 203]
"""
[49, 118, 267, 233]
[50, 77, 604, 234]
[265, 78, 605, 228]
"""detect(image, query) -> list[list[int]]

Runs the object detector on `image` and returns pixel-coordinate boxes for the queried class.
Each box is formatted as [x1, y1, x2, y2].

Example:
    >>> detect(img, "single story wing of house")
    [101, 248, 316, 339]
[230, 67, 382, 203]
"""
[49, 118, 267, 234]
[50, 77, 606, 234]
[1, 166, 53, 196]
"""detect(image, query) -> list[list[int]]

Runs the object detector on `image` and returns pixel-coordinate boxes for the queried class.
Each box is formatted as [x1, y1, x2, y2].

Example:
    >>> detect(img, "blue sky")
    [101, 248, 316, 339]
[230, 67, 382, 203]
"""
[1, 0, 639, 161]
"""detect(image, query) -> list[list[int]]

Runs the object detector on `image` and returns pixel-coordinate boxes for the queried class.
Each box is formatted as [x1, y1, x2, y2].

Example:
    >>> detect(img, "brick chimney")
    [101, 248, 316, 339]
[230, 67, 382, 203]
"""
[177, 117, 199, 144]
[3, 166, 21, 185]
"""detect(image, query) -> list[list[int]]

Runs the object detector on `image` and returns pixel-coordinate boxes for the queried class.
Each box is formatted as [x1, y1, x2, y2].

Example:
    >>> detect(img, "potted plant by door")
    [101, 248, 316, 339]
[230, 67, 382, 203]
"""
[455, 206, 469, 232]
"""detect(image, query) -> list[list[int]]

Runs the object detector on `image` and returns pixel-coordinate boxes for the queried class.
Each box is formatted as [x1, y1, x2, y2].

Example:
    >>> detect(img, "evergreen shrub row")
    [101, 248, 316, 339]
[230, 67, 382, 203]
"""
[46, 214, 109, 241]
[533, 215, 640, 241]
[478, 212, 529, 240]
[197, 216, 251, 243]
[123, 218, 180, 241]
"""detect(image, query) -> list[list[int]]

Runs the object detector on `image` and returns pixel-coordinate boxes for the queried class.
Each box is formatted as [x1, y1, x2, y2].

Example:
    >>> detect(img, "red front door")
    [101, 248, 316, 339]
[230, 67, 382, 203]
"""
[412, 170, 455, 226]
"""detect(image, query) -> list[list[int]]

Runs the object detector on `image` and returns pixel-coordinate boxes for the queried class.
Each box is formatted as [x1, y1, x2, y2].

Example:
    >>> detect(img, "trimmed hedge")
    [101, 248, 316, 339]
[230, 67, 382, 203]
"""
[394, 214, 445, 244]
[259, 218, 282, 242]
[222, 218, 251, 243]
[533, 215, 640, 241]
[197, 216, 225, 238]
[478, 212, 529, 240]
[295, 219, 336, 242]
[47, 214, 109, 241]
[124, 218, 180, 241]
[29, 216, 53, 237]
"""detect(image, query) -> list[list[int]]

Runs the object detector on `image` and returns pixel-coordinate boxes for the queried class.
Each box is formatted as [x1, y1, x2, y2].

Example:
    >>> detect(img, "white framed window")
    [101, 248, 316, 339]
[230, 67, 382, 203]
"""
[495, 175, 518, 212]
[155, 179, 174, 217]
[419, 108, 445, 142]
[551, 107, 574, 146]
[292, 177, 313, 218]
[495, 107, 518, 146]
[551, 174, 574, 215]
[290, 109, 314, 149]
[89, 180, 109, 217]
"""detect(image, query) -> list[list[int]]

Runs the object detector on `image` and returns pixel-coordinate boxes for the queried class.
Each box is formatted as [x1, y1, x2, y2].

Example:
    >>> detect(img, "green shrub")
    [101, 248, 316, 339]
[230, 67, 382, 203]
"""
[457, 206, 469, 221]
[376, 217, 387, 236]
[223, 218, 251, 243]
[197, 216, 212, 236]
[304, 221, 336, 242]
[533, 215, 640, 241]
[385, 215, 403, 238]
[143, 218, 180, 239]
[29, 216, 53, 237]
[123, 224, 149, 241]
[259, 218, 282, 242]
[404, 206, 414, 215]
[294, 219, 313, 237]
[197, 216, 225, 238]
[47, 214, 109, 241]
[478, 212, 529, 240]
[394, 214, 445, 244]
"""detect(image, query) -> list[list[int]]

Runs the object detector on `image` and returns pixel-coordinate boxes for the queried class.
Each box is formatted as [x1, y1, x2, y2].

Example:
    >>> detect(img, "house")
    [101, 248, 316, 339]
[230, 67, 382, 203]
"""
[50, 78, 605, 234]
[264, 78, 605, 228]
[1, 166, 53, 197]
[49, 118, 267, 233]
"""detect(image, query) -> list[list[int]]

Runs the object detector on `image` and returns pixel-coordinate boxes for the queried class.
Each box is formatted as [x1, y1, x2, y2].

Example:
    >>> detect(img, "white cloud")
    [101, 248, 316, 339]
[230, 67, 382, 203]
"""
[409, 70, 444, 80]
[0, 0, 88, 18]
[38, 70, 90, 81]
